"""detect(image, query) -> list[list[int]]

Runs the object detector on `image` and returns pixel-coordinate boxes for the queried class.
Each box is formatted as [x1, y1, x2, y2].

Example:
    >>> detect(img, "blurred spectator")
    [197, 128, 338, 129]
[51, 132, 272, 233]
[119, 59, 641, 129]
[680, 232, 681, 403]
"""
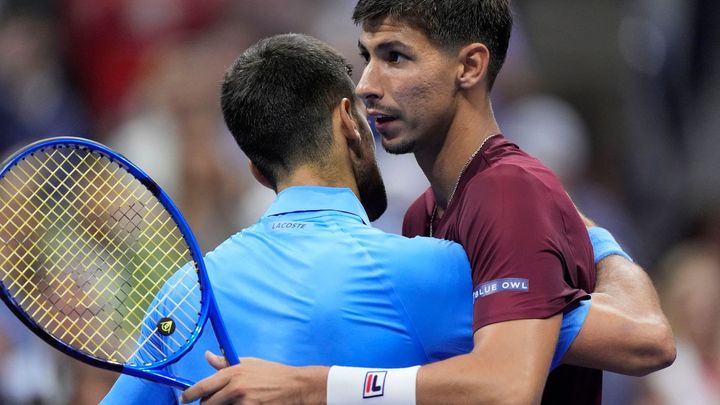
[617, 0, 693, 268]
[0, 3, 93, 405]
[638, 242, 720, 404]
[108, 21, 258, 250]
[0, 2, 88, 157]
[60, 0, 225, 130]
[686, 0, 720, 220]
[0, 304, 64, 405]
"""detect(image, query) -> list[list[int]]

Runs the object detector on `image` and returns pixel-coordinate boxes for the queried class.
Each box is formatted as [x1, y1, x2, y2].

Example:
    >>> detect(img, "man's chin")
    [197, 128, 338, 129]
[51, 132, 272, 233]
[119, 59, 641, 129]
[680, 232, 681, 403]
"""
[381, 137, 415, 155]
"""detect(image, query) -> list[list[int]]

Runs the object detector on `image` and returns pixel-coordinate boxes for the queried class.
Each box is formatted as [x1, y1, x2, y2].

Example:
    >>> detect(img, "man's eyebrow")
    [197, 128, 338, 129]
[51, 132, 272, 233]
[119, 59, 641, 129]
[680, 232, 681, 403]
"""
[357, 40, 412, 53]
[376, 40, 412, 53]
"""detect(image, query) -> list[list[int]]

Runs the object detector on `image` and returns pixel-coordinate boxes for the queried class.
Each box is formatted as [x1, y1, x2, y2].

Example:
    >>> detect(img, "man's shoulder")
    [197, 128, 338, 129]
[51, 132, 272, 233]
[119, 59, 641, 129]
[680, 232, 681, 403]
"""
[473, 157, 554, 187]
[357, 222, 468, 272]
[402, 234, 465, 256]
[395, 237, 469, 281]
[378, 234, 471, 301]
[463, 158, 566, 207]
[204, 229, 249, 259]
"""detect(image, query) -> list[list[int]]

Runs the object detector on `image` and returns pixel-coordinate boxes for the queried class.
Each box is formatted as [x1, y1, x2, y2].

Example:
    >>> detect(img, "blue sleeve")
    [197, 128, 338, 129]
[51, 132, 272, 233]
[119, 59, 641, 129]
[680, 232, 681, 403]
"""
[99, 297, 176, 404]
[101, 375, 177, 405]
[102, 268, 194, 405]
[550, 298, 591, 370]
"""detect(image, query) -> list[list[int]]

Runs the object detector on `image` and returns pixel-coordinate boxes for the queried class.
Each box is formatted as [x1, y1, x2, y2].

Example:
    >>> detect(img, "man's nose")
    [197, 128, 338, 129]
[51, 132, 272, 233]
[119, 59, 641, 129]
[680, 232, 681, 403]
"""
[355, 61, 383, 104]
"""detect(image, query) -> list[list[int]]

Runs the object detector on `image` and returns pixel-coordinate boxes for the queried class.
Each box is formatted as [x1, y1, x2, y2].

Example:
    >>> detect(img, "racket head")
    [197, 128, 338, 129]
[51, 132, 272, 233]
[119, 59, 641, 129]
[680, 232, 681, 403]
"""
[0, 137, 213, 375]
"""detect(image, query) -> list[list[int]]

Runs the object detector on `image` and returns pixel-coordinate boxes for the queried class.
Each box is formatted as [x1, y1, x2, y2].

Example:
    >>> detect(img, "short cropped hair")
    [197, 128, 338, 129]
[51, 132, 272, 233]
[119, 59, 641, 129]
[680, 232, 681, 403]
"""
[221, 33, 355, 187]
[353, 0, 512, 90]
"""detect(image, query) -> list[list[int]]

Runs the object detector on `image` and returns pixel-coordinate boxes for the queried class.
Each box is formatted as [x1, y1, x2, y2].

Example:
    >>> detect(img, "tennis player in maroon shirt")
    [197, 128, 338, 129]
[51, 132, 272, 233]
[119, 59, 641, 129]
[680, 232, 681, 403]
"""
[403, 134, 601, 403]
[351, 0, 669, 402]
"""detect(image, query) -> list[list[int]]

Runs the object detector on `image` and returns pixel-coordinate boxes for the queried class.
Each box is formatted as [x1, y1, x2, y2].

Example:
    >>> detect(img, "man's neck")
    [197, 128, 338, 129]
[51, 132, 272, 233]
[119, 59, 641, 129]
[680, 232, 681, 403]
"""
[415, 98, 500, 211]
[276, 165, 360, 198]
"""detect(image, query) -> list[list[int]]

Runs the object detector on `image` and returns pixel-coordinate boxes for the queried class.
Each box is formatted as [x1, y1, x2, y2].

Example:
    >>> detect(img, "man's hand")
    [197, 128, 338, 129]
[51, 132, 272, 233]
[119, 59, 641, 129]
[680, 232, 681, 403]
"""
[180, 352, 328, 405]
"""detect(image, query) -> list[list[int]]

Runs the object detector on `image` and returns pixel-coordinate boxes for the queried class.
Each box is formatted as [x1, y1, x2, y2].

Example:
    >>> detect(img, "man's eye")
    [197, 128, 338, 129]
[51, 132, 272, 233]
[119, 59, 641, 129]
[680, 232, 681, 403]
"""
[359, 52, 370, 63]
[388, 51, 406, 63]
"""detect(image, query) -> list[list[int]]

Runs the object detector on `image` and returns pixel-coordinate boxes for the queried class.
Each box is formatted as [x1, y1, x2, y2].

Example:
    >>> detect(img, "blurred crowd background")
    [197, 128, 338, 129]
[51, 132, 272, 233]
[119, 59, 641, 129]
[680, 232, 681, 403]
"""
[0, 0, 718, 404]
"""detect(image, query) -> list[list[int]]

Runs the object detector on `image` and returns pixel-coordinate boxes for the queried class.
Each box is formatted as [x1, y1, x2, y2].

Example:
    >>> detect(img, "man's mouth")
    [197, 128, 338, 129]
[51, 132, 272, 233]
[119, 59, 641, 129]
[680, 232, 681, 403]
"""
[374, 114, 397, 124]
[367, 109, 399, 127]
[371, 115, 399, 136]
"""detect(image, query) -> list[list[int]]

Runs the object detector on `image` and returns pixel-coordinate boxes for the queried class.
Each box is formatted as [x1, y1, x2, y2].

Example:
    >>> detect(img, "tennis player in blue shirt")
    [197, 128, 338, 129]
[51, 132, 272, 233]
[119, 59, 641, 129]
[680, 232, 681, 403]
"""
[104, 34, 668, 405]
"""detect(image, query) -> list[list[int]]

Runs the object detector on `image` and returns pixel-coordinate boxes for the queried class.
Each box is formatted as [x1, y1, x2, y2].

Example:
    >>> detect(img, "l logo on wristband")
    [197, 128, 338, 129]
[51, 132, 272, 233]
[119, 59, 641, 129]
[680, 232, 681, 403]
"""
[363, 371, 387, 398]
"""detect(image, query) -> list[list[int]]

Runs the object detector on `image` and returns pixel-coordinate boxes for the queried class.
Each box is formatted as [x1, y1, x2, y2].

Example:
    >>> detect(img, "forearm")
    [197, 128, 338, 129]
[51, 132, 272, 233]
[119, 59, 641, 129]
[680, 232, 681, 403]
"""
[565, 256, 676, 375]
[416, 352, 544, 405]
[322, 354, 542, 405]
[596, 257, 674, 348]
[416, 316, 559, 405]
[594, 257, 662, 316]
[319, 354, 534, 405]
[323, 317, 559, 405]
[181, 357, 330, 405]
[298, 366, 330, 405]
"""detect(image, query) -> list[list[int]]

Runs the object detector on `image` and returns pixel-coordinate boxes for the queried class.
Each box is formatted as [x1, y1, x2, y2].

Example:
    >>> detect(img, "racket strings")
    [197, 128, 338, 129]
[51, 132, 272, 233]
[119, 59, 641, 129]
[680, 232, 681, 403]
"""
[8, 148, 198, 360]
[1, 150, 145, 357]
[0, 146, 202, 366]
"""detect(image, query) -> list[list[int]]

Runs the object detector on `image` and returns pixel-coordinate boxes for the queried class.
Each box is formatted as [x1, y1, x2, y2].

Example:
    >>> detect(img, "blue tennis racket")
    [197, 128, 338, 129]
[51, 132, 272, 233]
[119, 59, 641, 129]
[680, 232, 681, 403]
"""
[0, 137, 239, 390]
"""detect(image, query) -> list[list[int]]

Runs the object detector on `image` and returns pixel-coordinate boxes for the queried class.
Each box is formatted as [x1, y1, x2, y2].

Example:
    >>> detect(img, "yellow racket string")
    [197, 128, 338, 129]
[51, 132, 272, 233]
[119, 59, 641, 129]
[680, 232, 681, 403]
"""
[0, 146, 202, 366]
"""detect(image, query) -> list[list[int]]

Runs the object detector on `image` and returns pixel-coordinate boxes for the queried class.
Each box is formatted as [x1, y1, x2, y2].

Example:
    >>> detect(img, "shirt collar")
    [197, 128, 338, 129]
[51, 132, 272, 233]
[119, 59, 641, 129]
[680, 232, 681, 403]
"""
[262, 186, 371, 225]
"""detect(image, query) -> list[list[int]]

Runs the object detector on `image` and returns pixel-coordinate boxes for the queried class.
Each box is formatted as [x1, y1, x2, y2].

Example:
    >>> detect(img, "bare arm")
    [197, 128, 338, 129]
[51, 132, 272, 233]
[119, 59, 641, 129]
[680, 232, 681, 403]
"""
[563, 212, 675, 374]
[181, 316, 561, 405]
[181, 353, 329, 405]
[180, 226, 676, 404]
[416, 315, 560, 405]
[564, 255, 676, 375]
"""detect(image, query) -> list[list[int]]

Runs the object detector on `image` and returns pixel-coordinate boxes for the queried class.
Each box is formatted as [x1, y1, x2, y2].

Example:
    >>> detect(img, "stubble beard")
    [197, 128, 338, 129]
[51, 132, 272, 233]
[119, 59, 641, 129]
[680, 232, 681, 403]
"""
[356, 159, 388, 222]
[382, 137, 415, 155]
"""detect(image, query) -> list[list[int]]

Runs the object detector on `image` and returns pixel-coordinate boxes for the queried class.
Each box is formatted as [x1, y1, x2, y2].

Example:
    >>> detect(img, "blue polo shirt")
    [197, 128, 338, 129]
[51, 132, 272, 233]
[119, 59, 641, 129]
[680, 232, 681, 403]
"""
[101, 186, 588, 404]
[102, 187, 472, 403]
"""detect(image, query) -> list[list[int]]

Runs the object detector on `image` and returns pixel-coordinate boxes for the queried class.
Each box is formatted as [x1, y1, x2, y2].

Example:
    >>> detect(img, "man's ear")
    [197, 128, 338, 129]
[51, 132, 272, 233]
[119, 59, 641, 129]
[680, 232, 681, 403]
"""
[457, 43, 490, 89]
[338, 98, 362, 148]
[248, 160, 275, 191]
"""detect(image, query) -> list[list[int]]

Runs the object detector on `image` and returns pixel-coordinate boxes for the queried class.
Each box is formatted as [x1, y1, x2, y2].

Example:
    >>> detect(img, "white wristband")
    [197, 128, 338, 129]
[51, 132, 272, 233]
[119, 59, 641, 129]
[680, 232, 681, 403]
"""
[327, 365, 420, 405]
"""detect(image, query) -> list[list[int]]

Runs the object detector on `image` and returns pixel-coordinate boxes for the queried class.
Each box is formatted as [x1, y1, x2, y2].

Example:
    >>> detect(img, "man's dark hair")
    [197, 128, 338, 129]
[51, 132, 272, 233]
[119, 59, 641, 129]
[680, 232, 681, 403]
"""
[221, 33, 355, 187]
[353, 0, 512, 90]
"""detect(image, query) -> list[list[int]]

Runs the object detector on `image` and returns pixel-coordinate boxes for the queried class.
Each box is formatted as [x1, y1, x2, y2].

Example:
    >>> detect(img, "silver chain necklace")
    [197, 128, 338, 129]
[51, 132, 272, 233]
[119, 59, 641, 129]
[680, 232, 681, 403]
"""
[429, 134, 499, 237]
